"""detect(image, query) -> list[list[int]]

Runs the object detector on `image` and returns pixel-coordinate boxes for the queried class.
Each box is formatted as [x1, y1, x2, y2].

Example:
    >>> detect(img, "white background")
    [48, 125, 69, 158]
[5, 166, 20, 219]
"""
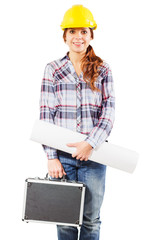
[0, 0, 160, 239]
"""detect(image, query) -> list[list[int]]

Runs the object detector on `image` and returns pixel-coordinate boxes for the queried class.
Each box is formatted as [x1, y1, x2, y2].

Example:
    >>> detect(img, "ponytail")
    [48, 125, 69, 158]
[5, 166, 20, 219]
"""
[81, 44, 103, 91]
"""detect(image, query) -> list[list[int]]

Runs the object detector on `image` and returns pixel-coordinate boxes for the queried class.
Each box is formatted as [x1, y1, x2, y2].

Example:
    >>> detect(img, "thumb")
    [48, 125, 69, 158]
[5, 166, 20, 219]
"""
[66, 142, 78, 147]
[63, 169, 67, 175]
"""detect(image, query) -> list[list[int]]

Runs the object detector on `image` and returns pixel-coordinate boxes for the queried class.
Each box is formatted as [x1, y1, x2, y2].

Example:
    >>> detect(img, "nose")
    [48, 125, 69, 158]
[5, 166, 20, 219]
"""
[75, 31, 82, 39]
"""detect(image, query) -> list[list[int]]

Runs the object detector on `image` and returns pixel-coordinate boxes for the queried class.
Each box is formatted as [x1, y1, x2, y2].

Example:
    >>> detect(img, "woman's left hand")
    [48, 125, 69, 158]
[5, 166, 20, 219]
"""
[66, 141, 93, 161]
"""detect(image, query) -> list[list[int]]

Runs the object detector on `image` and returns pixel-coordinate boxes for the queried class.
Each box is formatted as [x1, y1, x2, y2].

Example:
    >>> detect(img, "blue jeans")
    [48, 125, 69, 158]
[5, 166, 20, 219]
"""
[56, 150, 106, 240]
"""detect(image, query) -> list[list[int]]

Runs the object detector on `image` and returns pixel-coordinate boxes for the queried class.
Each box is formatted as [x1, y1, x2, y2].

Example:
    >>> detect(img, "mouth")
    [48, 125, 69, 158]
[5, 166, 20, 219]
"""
[73, 42, 84, 46]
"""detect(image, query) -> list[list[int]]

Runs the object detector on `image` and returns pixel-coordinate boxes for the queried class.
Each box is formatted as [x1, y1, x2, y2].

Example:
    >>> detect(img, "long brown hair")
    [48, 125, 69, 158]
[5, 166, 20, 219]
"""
[63, 28, 103, 91]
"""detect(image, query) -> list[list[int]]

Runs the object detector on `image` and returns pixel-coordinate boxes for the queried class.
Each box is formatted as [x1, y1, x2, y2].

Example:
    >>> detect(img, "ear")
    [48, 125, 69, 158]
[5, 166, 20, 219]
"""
[89, 28, 94, 40]
[63, 29, 67, 43]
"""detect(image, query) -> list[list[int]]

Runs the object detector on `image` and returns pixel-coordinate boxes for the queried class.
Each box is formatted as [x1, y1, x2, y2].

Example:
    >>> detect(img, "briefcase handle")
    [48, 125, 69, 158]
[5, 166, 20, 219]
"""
[45, 173, 66, 182]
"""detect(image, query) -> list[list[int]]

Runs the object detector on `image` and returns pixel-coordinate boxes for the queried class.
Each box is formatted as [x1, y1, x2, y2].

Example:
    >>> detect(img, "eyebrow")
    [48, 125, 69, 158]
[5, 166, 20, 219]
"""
[69, 28, 88, 30]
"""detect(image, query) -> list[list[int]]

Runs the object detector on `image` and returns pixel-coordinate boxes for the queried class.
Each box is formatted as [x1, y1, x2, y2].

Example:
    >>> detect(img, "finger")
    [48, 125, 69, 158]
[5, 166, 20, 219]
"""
[51, 172, 55, 178]
[63, 169, 67, 175]
[67, 142, 78, 147]
[77, 155, 84, 160]
[59, 166, 65, 178]
[76, 154, 81, 160]
[49, 171, 54, 178]
[54, 171, 59, 178]
[59, 172, 63, 178]
[72, 152, 77, 158]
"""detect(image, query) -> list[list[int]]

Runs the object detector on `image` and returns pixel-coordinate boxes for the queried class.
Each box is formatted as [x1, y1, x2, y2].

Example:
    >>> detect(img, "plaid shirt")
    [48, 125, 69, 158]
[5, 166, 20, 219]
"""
[40, 54, 115, 160]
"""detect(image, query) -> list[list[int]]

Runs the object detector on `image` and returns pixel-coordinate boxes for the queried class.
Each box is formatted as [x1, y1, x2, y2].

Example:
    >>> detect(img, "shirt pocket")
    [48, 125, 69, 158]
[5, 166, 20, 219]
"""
[54, 81, 77, 107]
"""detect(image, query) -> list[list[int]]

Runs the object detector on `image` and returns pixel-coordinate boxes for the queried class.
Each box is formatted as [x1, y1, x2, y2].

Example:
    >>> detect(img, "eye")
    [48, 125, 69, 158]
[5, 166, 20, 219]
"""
[69, 29, 75, 34]
[82, 30, 88, 34]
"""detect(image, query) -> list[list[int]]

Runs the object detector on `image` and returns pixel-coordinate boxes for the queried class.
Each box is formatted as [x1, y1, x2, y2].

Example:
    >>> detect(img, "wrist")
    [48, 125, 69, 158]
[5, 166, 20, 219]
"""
[48, 158, 59, 161]
[84, 141, 93, 150]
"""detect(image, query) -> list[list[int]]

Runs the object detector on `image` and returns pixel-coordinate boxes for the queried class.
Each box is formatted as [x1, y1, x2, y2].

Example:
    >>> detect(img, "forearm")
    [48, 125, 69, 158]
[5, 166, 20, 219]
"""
[39, 64, 58, 159]
[85, 66, 115, 148]
[42, 145, 58, 160]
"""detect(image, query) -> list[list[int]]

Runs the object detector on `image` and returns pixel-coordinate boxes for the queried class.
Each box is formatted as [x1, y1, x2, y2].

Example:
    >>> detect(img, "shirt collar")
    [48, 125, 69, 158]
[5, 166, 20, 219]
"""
[60, 52, 83, 79]
[60, 52, 74, 73]
[60, 52, 70, 62]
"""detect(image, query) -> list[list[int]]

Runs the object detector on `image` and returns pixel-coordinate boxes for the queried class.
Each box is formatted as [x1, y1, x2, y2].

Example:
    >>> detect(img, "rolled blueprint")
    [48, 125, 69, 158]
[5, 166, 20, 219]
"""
[30, 120, 139, 173]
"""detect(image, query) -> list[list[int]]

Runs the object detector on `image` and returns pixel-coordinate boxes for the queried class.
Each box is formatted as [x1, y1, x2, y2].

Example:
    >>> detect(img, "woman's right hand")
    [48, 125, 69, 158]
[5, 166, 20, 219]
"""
[48, 159, 67, 179]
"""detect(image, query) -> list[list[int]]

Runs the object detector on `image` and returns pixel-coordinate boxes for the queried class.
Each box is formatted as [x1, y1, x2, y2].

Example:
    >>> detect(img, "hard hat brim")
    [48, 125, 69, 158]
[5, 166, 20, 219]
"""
[60, 24, 97, 30]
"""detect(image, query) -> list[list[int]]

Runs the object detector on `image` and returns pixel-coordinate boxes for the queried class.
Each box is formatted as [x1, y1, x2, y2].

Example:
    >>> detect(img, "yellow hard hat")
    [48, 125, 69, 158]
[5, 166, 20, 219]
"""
[60, 5, 97, 30]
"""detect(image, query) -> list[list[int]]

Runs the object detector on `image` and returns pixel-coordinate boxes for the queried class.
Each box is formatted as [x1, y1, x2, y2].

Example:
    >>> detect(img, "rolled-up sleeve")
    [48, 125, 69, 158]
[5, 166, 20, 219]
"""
[39, 64, 58, 159]
[85, 66, 115, 148]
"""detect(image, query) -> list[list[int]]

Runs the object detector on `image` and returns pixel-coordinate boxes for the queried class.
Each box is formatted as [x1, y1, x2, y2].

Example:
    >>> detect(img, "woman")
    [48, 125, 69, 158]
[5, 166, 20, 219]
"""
[40, 5, 115, 240]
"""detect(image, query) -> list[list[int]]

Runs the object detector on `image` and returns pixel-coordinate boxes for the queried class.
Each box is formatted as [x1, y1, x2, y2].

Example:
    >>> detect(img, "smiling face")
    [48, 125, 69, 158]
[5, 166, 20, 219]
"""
[64, 28, 93, 54]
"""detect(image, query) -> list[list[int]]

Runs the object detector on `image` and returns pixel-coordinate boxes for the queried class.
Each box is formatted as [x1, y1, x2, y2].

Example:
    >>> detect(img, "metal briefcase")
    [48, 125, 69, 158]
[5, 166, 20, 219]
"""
[22, 175, 86, 227]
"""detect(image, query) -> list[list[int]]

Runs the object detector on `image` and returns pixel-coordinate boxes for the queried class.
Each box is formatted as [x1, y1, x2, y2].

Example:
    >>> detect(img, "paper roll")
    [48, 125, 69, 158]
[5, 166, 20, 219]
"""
[30, 120, 139, 173]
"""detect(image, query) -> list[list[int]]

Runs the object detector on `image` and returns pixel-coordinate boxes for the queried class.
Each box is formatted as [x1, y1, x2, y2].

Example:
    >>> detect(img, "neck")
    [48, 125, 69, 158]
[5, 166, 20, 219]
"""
[68, 51, 85, 65]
